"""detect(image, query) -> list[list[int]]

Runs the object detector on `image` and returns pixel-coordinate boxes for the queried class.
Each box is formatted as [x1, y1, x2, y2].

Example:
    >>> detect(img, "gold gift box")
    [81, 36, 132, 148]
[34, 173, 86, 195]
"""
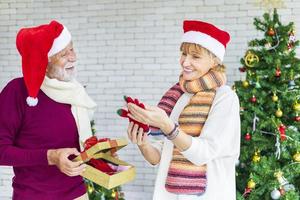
[73, 138, 136, 189]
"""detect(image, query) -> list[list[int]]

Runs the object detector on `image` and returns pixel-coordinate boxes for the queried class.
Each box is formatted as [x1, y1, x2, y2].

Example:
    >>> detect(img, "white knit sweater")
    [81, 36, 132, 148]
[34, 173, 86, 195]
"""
[149, 85, 240, 200]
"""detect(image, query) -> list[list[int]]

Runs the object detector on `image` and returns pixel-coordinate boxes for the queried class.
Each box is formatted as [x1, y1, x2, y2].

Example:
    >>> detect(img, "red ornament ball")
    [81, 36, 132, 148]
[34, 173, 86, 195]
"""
[275, 68, 281, 77]
[279, 188, 285, 195]
[250, 95, 257, 103]
[294, 116, 300, 122]
[239, 67, 246, 72]
[268, 28, 275, 36]
[245, 133, 251, 141]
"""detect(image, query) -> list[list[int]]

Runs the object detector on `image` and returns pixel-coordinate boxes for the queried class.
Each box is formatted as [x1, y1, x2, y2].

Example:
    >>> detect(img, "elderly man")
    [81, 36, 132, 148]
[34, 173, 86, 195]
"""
[0, 21, 96, 200]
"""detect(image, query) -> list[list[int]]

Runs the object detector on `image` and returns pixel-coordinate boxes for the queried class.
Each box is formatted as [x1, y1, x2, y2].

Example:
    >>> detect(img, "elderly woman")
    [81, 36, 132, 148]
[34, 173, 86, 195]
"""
[126, 20, 240, 200]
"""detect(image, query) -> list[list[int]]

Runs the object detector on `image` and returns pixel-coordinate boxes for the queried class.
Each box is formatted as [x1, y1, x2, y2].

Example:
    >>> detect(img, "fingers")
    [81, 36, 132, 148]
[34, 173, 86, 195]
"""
[137, 128, 144, 146]
[66, 159, 83, 168]
[71, 163, 87, 175]
[117, 108, 128, 118]
[128, 102, 142, 111]
[128, 103, 150, 123]
[65, 163, 87, 177]
[127, 113, 145, 124]
[65, 148, 80, 156]
[142, 130, 148, 141]
[58, 155, 86, 177]
[127, 105, 148, 124]
[127, 122, 139, 144]
[131, 124, 139, 144]
[143, 103, 156, 111]
[127, 122, 134, 140]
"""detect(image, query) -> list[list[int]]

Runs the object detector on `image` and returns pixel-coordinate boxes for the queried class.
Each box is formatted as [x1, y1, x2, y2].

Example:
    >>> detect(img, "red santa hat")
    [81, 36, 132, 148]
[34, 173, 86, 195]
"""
[181, 20, 230, 62]
[16, 20, 71, 106]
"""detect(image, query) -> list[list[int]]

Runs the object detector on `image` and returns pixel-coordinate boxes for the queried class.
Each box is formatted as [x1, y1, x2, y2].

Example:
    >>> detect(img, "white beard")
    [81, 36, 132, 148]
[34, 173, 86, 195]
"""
[47, 63, 77, 82]
[56, 67, 77, 82]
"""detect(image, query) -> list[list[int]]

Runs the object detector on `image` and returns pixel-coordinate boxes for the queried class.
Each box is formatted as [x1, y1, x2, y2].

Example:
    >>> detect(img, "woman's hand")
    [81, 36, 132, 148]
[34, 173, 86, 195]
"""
[127, 121, 161, 165]
[127, 103, 174, 134]
[47, 148, 86, 177]
[127, 122, 148, 147]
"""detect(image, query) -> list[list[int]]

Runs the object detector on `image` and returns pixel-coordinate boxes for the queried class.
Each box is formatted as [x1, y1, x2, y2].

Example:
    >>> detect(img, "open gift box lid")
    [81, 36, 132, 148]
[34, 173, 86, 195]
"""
[74, 138, 129, 162]
[73, 138, 136, 189]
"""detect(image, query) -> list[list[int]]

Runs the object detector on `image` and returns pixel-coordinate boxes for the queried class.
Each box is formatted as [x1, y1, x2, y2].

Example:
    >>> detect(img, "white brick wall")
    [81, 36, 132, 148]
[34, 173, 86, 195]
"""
[1, 0, 300, 199]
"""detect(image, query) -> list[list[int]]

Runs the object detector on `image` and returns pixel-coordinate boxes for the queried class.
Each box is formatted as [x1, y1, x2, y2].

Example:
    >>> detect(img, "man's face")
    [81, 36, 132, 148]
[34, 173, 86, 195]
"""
[46, 42, 77, 82]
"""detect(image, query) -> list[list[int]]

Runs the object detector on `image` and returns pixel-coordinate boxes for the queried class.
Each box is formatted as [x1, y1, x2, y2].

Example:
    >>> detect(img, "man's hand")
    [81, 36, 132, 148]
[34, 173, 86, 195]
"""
[47, 148, 86, 177]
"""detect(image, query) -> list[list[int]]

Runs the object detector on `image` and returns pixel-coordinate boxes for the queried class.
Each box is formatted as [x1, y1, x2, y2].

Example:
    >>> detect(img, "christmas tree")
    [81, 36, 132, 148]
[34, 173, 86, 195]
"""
[85, 121, 125, 200]
[234, 9, 300, 200]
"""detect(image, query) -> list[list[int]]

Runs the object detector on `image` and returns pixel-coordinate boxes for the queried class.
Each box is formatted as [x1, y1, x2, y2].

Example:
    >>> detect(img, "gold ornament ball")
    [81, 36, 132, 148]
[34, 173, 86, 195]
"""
[293, 152, 300, 162]
[272, 95, 278, 102]
[247, 179, 256, 189]
[242, 80, 249, 88]
[276, 109, 283, 118]
[293, 103, 300, 111]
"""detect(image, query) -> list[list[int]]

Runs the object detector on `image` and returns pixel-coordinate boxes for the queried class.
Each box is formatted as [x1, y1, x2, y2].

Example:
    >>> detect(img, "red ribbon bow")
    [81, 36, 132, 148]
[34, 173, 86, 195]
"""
[84, 136, 109, 150]
[278, 124, 286, 141]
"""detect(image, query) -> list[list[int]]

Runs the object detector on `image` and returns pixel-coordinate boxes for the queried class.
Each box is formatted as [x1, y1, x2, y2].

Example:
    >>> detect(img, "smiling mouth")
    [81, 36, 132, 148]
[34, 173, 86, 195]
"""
[183, 68, 193, 73]
[65, 66, 74, 71]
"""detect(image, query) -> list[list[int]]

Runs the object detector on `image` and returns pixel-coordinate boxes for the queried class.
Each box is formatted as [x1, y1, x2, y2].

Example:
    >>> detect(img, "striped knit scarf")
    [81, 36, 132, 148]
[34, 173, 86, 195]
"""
[153, 69, 226, 195]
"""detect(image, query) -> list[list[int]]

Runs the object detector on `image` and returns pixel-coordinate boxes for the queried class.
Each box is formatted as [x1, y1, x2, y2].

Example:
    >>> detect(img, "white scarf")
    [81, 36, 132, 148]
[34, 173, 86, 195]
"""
[41, 76, 97, 150]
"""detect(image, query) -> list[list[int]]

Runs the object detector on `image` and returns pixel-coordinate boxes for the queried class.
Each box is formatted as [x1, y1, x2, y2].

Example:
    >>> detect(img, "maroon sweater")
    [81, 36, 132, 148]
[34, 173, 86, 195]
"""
[0, 78, 86, 200]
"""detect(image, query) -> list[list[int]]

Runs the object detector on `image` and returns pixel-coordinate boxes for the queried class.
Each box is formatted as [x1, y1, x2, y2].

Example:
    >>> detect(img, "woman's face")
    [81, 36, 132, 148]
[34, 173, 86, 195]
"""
[179, 43, 215, 81]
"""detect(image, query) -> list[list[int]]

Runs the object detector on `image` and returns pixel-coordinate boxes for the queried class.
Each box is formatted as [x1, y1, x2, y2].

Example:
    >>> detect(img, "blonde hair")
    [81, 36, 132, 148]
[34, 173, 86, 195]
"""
[180, 42, 226, 72]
